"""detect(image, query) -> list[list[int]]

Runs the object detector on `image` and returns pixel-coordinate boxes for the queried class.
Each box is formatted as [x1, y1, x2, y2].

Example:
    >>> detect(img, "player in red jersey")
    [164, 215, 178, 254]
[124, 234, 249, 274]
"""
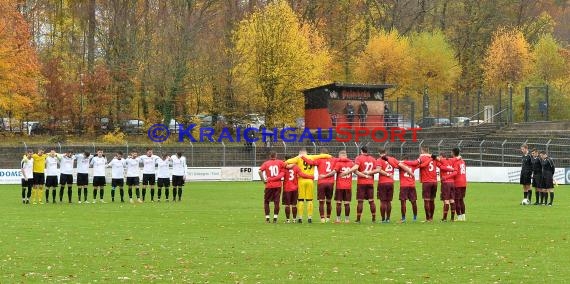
[320, 150, 354, 223]
[301, 148, 338, 223]
[364, 149, 412, 223]
[258, 151, 285, 223]
[345, 146, 377, 223]
[434, 152, 457, 222]
[398, 155, 419, 222]
[268, 157, 314, 223]
[450, 148, 467, 221]
[409, 147, 438, 222]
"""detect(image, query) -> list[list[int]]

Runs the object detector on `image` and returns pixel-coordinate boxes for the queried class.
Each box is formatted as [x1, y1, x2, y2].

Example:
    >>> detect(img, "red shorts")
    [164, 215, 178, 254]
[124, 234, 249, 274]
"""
[399, 186, 417, 201]
[264, 187, 281, 203]
[317, 183, 334, 200]
[334, 188, 352, 202]
[422, 182, 438, 200]
[440, 183, 455, 201]
[377, 183, 394, 201]
[455, 187, 466, 199]
[282, 190, 298, 206]
[356, 184, 374, 200]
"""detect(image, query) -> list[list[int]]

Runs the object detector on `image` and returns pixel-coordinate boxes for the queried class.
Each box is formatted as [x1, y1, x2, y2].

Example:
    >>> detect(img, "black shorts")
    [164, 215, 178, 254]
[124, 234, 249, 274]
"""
[520, 171, 532, 185]
[126, 177, 140, 186]
[45, 176, 58, 187]
[33, 172, 45, 185]
[157, 178, 170, 187]
[59, 174, 73, 185]
[21, 178, 32, 187]
[111, 178, 124, 187]
[532, 174, 542, 188]
[77, 173, 89, 186]
[142, 174, 156, 185]
[93, 176, 106, 187]
[541, 175, 554, 189]
[172, 175, 185, 187]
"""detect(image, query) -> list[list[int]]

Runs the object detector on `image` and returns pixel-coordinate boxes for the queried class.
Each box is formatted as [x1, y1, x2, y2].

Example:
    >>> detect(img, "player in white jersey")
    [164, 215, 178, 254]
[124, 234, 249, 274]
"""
[20, 150, 34, 204]
[156, 154, 171, 202]
[45, 150, 61, 203]
[59, 150, 76, 203]
[171, 152, 188, 202]
[107, 151, 127, 202]
[139, 148, 160, 202]
[125, 151, 142, 203]
[90, 149, 108, 203]
[76, 151, 93, 203]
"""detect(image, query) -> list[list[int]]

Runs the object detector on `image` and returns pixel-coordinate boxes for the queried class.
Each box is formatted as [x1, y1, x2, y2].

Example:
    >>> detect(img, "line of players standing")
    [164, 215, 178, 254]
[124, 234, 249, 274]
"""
[259, 146, 467, 224]
[519, 144, 556, 206]
[19, 148, 188, 204]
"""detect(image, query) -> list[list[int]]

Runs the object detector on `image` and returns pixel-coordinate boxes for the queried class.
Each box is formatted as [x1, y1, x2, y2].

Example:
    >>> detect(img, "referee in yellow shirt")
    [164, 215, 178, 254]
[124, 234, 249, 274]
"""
[286, 148, 331, 223]
[31, 149, 47, 204]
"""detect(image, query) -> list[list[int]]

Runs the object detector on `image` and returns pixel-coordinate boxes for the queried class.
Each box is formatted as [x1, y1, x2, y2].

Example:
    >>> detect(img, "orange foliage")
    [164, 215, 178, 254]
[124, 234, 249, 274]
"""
[0, 0, 41, 119]
[483, 27, 531, 87]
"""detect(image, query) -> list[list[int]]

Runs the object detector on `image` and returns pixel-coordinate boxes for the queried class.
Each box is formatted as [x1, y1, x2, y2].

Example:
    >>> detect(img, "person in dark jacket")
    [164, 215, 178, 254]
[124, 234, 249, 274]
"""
[358, 100, 368, 126]
[539, 151, 555, 206]
[530, 148, 543, 205]
[519, 144, 533, 204]
[344, 103, 355, 125]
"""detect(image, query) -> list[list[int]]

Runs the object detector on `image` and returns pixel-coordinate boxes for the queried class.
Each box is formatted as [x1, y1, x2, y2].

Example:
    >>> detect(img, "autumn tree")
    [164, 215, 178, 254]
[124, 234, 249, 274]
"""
[525, 34, 569, 120]
[483, 27, 531, 87]
[408, 30, 461, 115]
[353, 30, 413, 97]
[530, 33, 566, 82]
[233, 0, 331, 126]
[0, 0, 41, 129]
[410, 30, 460, 95]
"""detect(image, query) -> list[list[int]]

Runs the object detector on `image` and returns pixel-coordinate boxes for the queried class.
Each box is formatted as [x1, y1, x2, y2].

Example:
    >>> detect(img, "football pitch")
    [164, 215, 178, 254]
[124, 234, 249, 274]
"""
[1, 182, 568, 283]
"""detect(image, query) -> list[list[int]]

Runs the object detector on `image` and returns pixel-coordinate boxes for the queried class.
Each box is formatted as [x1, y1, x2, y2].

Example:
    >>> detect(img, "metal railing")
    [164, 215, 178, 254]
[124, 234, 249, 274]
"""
[2, 137, 569, 168]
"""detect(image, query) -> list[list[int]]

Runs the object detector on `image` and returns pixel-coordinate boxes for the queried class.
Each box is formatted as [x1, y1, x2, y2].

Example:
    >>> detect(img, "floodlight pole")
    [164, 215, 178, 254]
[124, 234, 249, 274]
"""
[477, 89, 481, 123]
[508, 83, 513, 125]
[79, 73, 84, 134]
[545, 85, 549, 121]
[422, 87, 429, 120]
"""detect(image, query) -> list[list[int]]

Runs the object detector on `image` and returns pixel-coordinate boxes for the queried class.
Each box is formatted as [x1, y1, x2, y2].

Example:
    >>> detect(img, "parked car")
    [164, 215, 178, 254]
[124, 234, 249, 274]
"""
[100, 117, 110, 131]
[451, 116, 470, 127]
[121, 119, 144, 134]
[398, 120, 420, 128]
[296, 117, 305, 129]
[418, 117, 436, 128]
[169, 119, 179, 131]
[235, 113, 265, 129]
[1, 117, 22, 132]
[22, 121, 40, 135]
[434, 118, 452, 127]
[469, 119, 485, 126]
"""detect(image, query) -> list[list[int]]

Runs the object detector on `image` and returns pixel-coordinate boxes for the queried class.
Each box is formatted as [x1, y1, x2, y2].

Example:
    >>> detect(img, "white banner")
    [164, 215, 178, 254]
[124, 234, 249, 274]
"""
[221, 167, 253, 181]
[186, 167, 222, 181]
[0, 167, 566, 184]
[0, 169, 22, 184]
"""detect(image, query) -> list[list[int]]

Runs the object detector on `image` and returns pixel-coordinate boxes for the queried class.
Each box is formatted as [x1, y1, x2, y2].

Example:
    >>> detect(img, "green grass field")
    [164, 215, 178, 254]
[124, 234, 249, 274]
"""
[0, 182, 568, 283]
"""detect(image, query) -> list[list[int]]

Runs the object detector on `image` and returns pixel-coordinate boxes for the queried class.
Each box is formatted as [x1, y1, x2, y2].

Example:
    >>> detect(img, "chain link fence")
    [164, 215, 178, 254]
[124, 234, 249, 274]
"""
[2, 138, 569, 168]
